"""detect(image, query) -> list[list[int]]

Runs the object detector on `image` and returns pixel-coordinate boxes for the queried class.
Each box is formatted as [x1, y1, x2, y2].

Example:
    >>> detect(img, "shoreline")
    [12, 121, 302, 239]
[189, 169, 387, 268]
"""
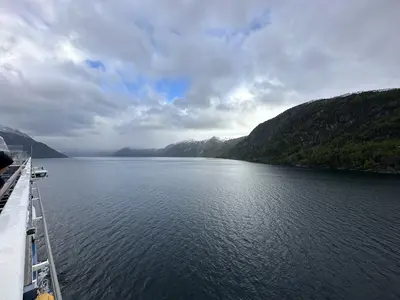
[243, 158, 400, 176]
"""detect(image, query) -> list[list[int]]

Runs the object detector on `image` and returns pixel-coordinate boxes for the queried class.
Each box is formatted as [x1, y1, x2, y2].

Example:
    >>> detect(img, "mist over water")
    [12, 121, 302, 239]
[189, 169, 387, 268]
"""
[37, 157, 400, 300]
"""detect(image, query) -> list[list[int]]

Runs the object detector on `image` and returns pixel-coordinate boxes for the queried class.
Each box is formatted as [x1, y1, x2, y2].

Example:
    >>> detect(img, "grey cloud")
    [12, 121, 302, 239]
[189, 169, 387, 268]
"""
[54, 0, 257, 109]
[115, 103, 234, 134]
[171, 98, 188, 109]
[0, 60, 129, 136]
[245, 0, 400, 99]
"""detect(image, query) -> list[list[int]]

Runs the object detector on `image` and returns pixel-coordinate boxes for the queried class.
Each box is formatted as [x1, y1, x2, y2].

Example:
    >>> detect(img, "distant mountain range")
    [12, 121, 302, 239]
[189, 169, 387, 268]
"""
[62, 150, 114, 157]
[0, 126, 67, 158]
[114, 136, 245, 158]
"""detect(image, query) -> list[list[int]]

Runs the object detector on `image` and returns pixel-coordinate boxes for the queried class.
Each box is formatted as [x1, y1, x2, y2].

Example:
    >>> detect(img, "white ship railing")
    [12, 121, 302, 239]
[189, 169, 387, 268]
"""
[0, 158, 63, 300]
[32, 178, 63, 300]
[0, 158, 31, 300]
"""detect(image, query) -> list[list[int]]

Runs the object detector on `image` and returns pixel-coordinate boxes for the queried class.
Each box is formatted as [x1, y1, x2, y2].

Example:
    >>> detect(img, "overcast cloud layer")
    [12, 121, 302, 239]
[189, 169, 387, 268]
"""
[1, 0, 399, 151]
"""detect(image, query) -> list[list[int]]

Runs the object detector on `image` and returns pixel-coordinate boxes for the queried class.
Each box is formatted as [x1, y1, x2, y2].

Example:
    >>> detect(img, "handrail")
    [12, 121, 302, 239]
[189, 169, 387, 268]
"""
[0, 161, 27, 201]
[34, 180, 63, 300]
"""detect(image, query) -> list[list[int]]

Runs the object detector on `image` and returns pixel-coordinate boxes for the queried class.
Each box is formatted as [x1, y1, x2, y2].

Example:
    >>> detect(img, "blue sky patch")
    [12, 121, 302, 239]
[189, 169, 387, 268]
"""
[247, 10, 270, 33]
[206, 9, 270, 44]
[154, 78, 189, 102]
[102, 73, 190, 103]
[85, 59, 106, 71]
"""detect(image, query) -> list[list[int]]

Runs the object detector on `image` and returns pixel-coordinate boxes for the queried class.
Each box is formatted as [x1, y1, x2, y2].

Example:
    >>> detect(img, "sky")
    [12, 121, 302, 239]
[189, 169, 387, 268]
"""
[0, 0, 399, 152]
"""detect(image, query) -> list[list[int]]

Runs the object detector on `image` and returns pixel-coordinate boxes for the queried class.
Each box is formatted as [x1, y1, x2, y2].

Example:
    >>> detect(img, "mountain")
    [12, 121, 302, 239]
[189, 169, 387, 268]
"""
[114, 136, 245, 158]
[221, 89, 400, 174]
[0, 126, 67, 158]
[114, 147, 161, 157]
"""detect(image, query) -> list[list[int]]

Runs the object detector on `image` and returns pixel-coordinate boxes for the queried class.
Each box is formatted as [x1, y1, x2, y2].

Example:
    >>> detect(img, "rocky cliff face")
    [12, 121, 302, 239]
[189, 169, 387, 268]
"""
[222, 89, 400, 173]
[0, 126, 67, 158]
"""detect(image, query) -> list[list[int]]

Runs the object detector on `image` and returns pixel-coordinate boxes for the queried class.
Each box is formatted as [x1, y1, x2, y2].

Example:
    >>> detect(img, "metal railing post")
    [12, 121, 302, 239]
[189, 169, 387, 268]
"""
[33, 179, 63, 300]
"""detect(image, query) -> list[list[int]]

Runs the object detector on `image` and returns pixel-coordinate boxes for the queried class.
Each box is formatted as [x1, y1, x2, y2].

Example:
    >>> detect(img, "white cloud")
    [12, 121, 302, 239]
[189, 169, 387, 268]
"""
[0, 0, 399, 151]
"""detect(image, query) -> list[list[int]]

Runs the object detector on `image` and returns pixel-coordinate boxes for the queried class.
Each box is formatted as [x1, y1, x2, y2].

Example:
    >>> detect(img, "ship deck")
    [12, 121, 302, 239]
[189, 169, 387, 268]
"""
[0, 159, 32, 300]
[0, 165, 34, 290]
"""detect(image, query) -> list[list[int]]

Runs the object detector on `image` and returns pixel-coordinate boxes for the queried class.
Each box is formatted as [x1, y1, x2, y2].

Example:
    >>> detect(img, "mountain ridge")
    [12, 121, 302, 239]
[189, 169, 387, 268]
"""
[220, 89, 400, 174]
[0, 126, 67, 158]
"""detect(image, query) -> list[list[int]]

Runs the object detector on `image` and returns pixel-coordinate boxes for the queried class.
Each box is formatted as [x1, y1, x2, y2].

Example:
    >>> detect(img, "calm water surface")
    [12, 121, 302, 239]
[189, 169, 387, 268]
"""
[36, 157, 400, 300]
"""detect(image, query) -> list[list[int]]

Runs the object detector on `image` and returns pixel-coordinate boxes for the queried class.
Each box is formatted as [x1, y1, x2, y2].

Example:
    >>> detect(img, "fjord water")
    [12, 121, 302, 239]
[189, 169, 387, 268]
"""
[37, 157, 400, 300]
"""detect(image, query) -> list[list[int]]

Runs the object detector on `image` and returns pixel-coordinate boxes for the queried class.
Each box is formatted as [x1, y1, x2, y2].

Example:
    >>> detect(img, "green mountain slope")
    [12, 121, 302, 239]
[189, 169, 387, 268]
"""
[0, 126, 67, 158]
[222, 89, 400, 173]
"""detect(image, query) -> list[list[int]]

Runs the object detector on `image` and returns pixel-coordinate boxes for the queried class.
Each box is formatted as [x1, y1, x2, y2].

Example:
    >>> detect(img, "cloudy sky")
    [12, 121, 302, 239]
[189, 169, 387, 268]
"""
[1, 0, 399, 151]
